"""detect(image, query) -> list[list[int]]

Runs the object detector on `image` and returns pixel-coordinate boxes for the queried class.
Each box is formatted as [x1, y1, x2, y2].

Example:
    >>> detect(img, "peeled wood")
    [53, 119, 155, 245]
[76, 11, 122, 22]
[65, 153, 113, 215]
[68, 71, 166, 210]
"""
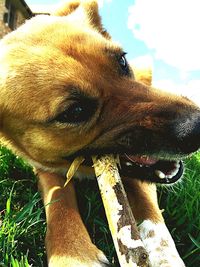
[92, 155, 149, 267]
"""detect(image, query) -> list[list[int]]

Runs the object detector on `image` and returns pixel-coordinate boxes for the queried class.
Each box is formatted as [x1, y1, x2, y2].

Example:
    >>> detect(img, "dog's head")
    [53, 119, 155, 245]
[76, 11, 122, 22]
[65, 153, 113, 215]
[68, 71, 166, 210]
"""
[0, 0, 200, 183]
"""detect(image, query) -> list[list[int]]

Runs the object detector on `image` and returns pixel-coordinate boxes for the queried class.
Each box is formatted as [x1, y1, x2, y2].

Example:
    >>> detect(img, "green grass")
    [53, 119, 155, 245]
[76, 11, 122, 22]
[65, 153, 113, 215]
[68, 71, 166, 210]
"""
[0, 146, 46, 267]
[158, 153, 200, 266]
[0, 145, 199, 266]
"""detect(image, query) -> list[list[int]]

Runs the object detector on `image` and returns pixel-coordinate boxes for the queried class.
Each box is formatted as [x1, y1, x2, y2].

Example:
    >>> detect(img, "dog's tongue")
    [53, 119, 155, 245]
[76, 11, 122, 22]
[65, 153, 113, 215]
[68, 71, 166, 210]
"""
[125, 154, 158, 166]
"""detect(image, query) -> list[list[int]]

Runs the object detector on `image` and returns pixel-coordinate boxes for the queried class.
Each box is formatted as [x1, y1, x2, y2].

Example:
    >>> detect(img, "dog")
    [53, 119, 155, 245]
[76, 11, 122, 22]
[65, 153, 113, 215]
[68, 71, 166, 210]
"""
[0, 1, 200, 266]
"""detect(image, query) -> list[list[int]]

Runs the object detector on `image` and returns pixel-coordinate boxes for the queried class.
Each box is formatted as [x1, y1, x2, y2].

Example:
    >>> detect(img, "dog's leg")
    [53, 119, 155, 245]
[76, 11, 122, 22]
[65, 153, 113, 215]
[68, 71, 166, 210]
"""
[37, 171, 109, 267]
[124, 178, 185, 267]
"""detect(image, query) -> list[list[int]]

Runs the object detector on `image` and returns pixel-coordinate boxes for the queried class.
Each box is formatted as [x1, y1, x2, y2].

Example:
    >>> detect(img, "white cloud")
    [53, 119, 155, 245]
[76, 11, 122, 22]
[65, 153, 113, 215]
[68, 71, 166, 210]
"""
[28, 1, 111, 13]
[130, 56, 200, 107]
[29, 4, 56, 14]
[129, 55, 153, 70]
[153, 79, 200, 106]
[98, 0, 112, 8]
[127, 0, 200, 71]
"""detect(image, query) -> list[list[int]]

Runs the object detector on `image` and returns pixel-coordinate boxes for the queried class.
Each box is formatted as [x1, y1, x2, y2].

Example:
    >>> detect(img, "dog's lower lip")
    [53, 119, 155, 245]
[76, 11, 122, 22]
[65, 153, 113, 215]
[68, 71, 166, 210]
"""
[153, 160, 184, 184]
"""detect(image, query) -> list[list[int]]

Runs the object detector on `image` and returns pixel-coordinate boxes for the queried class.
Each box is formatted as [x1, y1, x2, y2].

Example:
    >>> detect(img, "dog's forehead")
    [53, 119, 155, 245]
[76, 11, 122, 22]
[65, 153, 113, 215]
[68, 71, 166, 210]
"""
[0, 14, 125, 122]
[2, 14, 109, 49]
[1, 14, 121, 73]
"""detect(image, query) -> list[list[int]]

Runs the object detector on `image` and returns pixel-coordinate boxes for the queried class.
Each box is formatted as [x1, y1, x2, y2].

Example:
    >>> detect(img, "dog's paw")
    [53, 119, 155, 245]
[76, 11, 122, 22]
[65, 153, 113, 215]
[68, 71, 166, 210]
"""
[138, 220, 185, 267]
[48, 248, 110, 267]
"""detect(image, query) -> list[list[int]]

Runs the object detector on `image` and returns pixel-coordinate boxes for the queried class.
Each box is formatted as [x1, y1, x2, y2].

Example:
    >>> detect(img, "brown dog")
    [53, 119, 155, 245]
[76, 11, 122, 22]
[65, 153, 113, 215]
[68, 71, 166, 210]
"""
[0, 1, 200, 266]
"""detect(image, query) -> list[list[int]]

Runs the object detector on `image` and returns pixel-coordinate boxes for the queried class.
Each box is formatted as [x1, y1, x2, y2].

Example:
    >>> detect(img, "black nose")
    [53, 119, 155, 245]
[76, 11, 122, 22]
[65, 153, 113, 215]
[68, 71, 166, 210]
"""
[174, 111, 200, 154]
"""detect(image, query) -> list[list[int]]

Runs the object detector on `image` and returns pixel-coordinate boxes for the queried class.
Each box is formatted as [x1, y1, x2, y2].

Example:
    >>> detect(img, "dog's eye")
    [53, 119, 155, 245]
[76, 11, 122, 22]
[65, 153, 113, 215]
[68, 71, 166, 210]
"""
[55, 101, 96, 124]
[118, 53, 129, 75]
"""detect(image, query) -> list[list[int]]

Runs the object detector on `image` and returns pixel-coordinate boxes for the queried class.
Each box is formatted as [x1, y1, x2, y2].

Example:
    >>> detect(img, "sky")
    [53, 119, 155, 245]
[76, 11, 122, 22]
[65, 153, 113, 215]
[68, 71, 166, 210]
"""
[26, 0, 200, 105]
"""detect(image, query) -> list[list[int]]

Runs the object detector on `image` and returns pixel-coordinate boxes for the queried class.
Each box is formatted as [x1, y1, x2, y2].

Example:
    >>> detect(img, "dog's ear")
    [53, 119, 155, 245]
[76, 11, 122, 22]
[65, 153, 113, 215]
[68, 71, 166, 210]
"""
[130, 62, 152, 86]
[134, 67, 152, 86]
[52, 0, 110, 39]
[52, 1, 81, 16]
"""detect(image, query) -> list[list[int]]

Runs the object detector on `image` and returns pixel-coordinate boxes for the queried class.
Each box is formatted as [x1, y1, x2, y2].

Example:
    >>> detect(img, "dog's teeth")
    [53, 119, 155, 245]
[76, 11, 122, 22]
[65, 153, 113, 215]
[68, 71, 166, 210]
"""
[166, 174, 173, 179]
[125, 161, 133, 166]
[144, 165, 150, 168]
[166, 163, 180, 179]
[174, 162, 180, 169]
[155, 170, 166, 179]
[141, 155, 148, 159]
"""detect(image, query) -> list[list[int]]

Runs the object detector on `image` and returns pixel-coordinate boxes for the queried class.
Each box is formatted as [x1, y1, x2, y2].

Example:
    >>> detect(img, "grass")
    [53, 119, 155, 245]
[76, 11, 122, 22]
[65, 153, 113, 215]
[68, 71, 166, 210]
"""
[0, 145, 199, 266]
[158, 153, 200, 266]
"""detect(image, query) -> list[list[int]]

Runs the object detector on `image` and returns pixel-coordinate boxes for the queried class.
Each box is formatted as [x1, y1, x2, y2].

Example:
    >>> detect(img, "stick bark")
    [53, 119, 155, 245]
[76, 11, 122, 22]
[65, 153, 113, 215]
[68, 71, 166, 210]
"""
[92, 155, 149, 267]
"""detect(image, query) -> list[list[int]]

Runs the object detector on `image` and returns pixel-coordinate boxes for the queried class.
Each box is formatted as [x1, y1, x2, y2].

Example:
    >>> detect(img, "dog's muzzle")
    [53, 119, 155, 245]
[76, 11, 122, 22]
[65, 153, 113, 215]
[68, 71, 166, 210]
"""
[116, 110, 200, 184]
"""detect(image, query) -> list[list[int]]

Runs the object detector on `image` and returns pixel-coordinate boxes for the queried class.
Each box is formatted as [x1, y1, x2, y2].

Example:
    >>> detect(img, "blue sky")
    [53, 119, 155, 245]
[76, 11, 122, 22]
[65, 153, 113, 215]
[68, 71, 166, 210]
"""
[26, 0, 200, 105]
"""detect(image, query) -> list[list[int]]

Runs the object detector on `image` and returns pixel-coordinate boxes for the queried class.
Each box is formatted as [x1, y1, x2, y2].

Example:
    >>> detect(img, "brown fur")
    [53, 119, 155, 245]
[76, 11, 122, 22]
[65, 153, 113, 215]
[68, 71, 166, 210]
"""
[0, 1, 200, 266]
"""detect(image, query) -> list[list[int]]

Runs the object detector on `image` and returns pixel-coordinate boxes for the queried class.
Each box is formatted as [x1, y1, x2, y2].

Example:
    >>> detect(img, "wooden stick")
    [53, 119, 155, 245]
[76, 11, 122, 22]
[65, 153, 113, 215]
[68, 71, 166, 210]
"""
[92, 155, 149, 267]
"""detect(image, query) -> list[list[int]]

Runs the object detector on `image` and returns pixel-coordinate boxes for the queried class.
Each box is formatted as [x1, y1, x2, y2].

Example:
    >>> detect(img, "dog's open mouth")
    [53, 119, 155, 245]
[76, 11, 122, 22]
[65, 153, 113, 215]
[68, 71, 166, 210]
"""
[120, 154, 184, 184]
[66, 152, 184, 185]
